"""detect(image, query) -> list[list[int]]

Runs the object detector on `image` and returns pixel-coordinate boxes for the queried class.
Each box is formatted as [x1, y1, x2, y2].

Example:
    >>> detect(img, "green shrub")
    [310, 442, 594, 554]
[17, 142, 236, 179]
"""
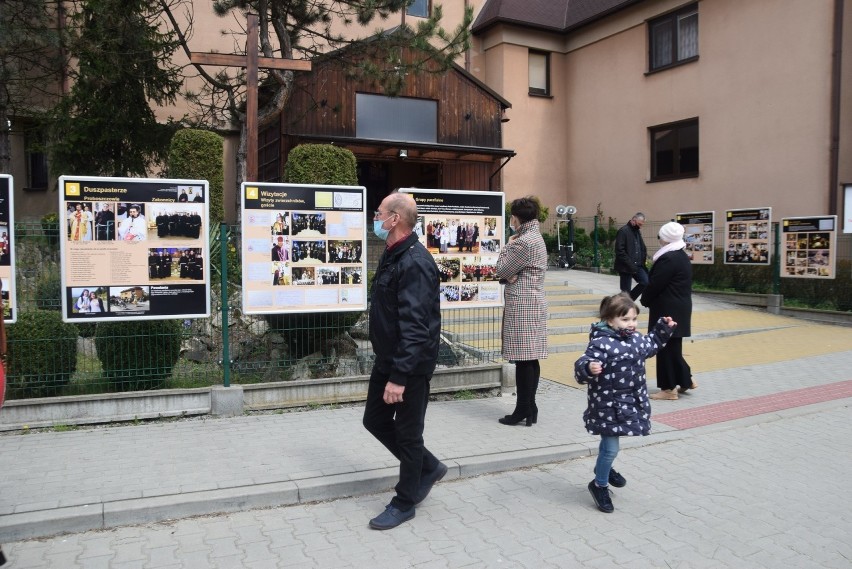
[168, 129, 225, 225]
[266, 312, 363, 361]
[35, 272, 62, 311]
[94, 319, 182, 390]
[6, 310, 79, 398]
[41, 212, 60, 246]
[284, 144, 358, 185]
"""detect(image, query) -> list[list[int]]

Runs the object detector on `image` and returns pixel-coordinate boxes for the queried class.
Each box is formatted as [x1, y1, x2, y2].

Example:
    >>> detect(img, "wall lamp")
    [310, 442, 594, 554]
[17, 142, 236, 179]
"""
[398, 149, 408, 159]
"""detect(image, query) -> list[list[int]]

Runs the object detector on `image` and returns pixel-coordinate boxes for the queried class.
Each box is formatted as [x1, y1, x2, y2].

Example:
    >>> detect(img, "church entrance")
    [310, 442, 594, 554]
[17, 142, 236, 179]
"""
[357, 159, 442, 214]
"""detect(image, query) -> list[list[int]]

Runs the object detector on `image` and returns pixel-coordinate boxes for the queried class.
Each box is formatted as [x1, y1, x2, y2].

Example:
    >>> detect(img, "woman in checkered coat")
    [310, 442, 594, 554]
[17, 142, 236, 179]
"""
[495, 197, 549, 426]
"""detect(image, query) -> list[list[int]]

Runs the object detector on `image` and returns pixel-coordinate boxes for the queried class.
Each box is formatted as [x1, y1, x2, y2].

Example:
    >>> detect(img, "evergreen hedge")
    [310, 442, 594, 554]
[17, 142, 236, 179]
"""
[95, 319, 182, 390]
[168, 129, 225, 225]
[6, 310, 79, 398]
[284, 144, 358, 185]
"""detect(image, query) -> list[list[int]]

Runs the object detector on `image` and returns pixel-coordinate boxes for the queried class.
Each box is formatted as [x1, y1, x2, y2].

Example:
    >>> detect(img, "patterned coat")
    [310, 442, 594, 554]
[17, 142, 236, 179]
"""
[574, 319, 673, 436]
[495, 219, 548, 361]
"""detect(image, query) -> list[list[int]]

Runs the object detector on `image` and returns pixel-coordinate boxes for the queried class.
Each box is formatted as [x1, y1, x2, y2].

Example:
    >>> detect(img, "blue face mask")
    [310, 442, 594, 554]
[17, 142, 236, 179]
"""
[373, 219, 390, 241]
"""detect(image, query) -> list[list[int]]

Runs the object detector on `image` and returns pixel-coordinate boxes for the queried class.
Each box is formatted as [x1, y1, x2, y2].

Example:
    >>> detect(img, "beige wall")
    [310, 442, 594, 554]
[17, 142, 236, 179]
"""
[474, 0, 842, 226]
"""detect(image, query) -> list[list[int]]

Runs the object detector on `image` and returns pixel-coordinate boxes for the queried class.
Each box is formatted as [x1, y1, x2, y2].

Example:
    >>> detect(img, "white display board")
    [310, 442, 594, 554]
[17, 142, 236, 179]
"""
[59, 176, 211, 322]
[240, 182, 367, 314]
[0, 174, 16, 323]
[781, 215, 837, 279]
[401, 188, 505, 309]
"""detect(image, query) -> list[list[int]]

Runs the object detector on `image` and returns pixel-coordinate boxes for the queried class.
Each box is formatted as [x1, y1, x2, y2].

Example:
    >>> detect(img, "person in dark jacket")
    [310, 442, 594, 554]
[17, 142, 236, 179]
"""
[575, 292, 676, 513]
[363, 191, 447, 531]
[614, 213, 649, 300]
[641, 221, 696, 400]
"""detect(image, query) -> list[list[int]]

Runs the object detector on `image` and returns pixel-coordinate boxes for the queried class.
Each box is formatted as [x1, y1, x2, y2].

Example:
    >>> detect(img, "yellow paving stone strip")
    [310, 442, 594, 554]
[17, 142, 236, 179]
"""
[542, 323, 852, 389]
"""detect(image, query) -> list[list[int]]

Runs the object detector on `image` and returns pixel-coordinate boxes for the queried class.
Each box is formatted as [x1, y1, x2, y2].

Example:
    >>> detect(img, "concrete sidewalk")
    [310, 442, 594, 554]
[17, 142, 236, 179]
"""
[2, 269, 852, 542]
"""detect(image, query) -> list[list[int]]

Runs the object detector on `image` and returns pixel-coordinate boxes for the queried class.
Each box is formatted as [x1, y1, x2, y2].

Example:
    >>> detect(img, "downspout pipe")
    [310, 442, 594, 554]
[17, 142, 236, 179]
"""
[829, 0, 844, 215]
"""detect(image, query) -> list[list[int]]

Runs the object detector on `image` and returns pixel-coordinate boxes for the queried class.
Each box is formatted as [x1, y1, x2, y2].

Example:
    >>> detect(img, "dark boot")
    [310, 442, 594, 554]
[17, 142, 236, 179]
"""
[529, 362, 540, 424]
[499, 363, 532, 426]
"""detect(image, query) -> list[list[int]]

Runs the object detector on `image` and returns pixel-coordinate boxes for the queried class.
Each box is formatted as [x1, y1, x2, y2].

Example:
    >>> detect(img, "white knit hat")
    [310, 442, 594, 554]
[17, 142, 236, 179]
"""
[658, 221, 685, 244]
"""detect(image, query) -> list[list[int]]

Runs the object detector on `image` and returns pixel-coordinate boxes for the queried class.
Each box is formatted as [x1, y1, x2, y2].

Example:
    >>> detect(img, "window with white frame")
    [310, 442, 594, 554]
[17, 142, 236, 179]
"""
[649, 3, 698, 72]
[528, 50, 550, 96]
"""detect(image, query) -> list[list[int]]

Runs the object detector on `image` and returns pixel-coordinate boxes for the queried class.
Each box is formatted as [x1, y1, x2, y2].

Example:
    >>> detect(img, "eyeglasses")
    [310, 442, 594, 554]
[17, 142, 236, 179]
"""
[373, 210, 397, 219]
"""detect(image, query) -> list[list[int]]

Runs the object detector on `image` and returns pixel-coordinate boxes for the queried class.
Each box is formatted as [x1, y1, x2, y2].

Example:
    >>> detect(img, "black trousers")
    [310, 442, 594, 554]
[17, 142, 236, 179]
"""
[362, 368, 440, 511]
[656, 337, 692, 391]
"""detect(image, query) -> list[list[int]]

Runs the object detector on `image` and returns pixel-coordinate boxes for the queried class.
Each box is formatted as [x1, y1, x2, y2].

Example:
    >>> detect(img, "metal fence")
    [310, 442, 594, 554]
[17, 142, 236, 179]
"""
[6, 222, 502, 400]
[542, 213, 852, 311]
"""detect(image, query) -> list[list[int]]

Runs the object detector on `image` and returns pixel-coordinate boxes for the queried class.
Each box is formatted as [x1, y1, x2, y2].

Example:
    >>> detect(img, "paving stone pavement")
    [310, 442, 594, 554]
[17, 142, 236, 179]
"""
[1, 269, 851, 567]
[3, 402, 850, 568]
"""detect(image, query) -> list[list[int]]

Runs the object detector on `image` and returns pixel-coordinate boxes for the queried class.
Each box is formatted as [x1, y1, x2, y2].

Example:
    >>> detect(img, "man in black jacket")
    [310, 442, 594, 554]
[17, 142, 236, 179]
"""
[614, 212, 649, 300]
[363, 191, 447, 530]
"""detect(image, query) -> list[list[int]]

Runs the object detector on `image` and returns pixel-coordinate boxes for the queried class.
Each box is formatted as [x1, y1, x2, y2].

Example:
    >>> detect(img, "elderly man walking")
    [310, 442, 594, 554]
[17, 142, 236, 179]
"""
[614, 212, 649, 300]
[363, 191, 448, 530]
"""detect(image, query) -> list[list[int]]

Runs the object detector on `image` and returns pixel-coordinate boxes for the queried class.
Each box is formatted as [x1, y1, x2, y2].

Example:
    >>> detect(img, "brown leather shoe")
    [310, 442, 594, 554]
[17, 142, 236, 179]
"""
[678, 380, 698, 394]
[650, 389, 678, 400]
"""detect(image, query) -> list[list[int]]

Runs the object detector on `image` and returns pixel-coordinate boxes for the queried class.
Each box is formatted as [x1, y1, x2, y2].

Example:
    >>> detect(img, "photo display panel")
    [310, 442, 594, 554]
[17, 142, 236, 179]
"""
[0, 175, 16, 322]
[401, 188, 505, 309]
[675, 211, 715, 265]
[241, 183, 367, 314]
[59, 176, 211, 322]
[781, 216, 837, 279]
[724, 207, 772, 265]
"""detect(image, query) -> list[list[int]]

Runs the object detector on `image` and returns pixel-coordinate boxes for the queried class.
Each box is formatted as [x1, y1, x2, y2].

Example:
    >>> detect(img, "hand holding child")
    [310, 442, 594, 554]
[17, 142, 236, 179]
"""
[662, 317, 677, 328]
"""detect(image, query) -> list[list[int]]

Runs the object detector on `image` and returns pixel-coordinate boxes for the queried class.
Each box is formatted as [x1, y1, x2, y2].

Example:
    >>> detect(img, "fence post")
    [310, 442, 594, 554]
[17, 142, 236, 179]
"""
[593, 215, 600, 271]
[220, 223, 231, 387]
[772, 221, 781, 295]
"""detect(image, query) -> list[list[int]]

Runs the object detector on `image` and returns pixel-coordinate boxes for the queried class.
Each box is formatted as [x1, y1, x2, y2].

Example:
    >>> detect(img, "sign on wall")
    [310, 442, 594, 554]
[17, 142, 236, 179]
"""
[724, 207, 772, 265]
[0, 175, 16, 323]
[59, 176, 211, 322]
[781, 216, 837, 279]
[675, 211, 714, 265]
[241, 183, 367, 314]
[845, 185, 852, 233]
[401, 188, 505, 309]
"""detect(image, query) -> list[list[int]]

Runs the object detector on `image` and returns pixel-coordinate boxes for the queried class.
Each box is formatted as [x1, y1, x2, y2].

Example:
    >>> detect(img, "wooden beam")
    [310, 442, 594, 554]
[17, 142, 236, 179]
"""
[190, 53, 312, 72]
[245, 15, 259, 182]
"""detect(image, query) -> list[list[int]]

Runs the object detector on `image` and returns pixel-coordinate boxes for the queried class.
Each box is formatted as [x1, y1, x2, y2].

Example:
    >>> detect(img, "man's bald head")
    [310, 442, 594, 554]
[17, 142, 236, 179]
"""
[385, 192, 417, 229]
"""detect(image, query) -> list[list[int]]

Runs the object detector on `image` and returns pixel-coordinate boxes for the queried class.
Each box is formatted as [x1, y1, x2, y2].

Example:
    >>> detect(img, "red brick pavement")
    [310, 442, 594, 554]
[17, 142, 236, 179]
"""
[654, 380, 852, 430]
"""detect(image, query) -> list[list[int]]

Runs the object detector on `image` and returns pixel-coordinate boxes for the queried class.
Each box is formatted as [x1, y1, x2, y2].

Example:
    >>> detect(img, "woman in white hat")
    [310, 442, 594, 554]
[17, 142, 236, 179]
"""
[641, 221, 696, 400]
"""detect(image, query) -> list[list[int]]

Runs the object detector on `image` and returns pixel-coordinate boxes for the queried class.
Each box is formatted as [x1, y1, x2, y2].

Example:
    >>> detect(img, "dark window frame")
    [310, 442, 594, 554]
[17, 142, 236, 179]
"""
[25, 130, 49, 191]
[649, 118, 699, 182]
[528, 50, 551, 97]
[406, 0, 430, 18]
[647, 3, 699, 73]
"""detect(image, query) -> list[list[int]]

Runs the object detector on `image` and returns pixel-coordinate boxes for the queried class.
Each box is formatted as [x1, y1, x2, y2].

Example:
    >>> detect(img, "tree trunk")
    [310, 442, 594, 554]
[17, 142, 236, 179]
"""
[0, 105, 11, 174]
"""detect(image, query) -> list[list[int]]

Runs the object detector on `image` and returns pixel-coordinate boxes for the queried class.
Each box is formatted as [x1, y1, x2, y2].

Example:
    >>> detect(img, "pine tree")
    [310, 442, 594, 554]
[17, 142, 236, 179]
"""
[47, 0, 184, 177]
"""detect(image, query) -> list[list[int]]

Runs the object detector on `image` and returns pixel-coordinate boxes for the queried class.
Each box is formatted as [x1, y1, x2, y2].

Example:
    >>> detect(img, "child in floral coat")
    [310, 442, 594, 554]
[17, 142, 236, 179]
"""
[574, 293, 676, 513]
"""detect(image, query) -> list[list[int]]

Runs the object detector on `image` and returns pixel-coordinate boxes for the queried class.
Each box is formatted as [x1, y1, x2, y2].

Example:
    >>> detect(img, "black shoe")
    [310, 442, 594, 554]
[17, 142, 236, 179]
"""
[608, 469, 626, 488]
[414, 462, 448, 504]
[369, 504, 415, 530]
[0, 546, 6, 566]
[588, 481, 614, 513]
[498, 415, 532, 426]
